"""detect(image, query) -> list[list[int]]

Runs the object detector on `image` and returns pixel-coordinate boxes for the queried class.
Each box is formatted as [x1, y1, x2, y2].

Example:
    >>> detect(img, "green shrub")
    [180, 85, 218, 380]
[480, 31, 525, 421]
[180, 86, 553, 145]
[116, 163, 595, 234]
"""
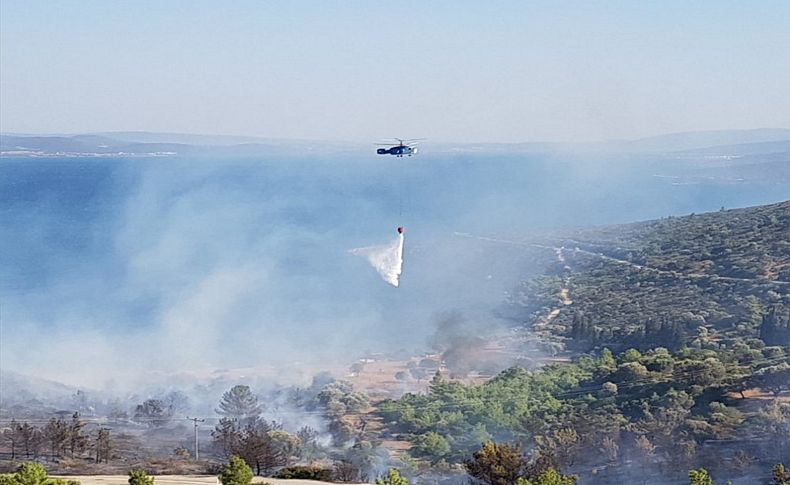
[14, 463, 48, 485]
[375, 468, 408, 485]
[219, 456, 253, 485]
[517, 468, 577, 485]
[688, 468, 714, 485]
[0, 463, 81, 485]
[411, 432, 451, 462]
[128, 470, 155, 485]
[274, 466, 333, 481]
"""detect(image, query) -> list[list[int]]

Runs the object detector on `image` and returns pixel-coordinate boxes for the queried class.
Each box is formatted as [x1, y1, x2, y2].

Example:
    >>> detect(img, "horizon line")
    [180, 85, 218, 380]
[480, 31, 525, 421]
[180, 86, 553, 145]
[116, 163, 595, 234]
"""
[2, 126, 790, 147]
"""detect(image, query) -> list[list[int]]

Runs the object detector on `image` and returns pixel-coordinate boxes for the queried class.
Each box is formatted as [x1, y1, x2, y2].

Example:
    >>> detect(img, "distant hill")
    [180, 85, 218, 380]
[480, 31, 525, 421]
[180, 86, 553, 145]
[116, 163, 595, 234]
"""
[512, 200, 790, 352]
[429, 128, 790, 154]
[0, 370, 82, 412]
[85, 131, 273, 146]
[618, 128, 790, 152]
[3, 128, 789, 157]
[567, 200, 790, 281]
[669, 139, 790, 157]
[0, 132, 357, 157]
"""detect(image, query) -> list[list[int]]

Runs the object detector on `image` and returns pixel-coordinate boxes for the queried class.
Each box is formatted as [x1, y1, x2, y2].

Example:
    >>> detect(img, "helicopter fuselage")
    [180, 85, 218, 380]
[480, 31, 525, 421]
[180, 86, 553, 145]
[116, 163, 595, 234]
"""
[377, 145, 416, 157]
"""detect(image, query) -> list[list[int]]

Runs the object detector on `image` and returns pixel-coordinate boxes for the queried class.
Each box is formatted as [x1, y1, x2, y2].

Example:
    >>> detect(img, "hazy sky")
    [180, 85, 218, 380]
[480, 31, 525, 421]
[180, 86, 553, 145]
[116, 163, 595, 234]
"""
[2, 1, 790, 142]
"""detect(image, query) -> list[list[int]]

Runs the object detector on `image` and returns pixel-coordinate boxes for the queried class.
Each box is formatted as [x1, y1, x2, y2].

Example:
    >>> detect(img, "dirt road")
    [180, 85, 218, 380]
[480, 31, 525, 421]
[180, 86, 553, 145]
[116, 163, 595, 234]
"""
[453, 231, 790, 286]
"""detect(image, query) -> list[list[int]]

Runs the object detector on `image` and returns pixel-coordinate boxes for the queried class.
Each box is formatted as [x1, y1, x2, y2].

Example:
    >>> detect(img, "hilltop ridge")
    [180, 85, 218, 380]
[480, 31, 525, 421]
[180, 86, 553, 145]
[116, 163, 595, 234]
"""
[511, 200, 790, 353]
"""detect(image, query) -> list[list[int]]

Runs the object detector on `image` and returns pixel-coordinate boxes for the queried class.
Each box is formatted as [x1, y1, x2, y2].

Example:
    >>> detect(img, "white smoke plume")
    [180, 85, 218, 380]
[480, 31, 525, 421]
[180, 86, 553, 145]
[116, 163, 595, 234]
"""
[351, 231, 405, 287]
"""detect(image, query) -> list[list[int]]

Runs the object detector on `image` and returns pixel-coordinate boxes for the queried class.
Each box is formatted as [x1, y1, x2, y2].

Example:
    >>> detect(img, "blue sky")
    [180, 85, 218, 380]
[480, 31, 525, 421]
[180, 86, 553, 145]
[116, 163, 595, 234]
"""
[2, 1, 789, 142]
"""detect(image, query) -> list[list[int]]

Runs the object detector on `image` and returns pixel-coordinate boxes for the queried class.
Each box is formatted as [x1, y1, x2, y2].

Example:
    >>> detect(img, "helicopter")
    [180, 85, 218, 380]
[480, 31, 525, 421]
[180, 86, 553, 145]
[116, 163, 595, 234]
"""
[376, 138, 425, 157]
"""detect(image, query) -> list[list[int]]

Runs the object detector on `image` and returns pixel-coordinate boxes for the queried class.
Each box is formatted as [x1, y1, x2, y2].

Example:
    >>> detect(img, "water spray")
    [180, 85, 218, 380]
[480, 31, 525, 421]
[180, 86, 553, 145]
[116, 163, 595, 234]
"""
[351, 227, 405, 287]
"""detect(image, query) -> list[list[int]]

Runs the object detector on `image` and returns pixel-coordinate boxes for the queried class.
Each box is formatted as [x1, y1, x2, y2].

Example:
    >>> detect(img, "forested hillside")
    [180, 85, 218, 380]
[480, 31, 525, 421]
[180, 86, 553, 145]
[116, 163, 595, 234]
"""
[565, 200, 789, 281]
[378, 201, 790, 484]
[378, 346, 789, 482]
[513, 200, 790, 353]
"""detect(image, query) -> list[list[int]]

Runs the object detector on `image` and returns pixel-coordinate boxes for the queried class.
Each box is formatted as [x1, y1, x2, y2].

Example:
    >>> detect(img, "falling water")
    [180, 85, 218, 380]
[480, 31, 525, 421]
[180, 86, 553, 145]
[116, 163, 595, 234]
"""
[351, 231, 405, 287]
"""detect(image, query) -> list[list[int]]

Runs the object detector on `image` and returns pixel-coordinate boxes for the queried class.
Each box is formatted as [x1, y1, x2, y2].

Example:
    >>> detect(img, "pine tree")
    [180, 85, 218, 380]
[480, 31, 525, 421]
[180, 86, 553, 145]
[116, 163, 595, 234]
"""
[465, 441, 525, 485]
[760, 306, 790, 345]
[95, 428, 112, 463]
[43, 418, 69, 460]
[216, 386, 262, 424]
[69, 413, 88, 458]
[212, 418, 241, 457]
[16, 422, 38, 459]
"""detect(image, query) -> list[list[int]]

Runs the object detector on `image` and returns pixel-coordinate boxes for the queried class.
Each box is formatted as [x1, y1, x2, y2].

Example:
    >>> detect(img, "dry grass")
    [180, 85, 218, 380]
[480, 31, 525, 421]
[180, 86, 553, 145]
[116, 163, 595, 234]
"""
[346, 359, 431, 399]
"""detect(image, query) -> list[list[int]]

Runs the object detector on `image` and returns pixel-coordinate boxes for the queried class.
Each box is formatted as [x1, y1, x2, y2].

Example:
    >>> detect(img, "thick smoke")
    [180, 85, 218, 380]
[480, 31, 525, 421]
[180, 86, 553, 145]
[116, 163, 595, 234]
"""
[2, 142, 787, 392]
[430, 312, 527, 379]
[350, 232, 404, 287]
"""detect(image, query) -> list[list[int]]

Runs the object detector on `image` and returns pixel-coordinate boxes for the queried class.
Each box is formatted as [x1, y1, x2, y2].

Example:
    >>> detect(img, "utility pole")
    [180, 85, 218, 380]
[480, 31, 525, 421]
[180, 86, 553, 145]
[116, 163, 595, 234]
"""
[186, 417, 205, 461]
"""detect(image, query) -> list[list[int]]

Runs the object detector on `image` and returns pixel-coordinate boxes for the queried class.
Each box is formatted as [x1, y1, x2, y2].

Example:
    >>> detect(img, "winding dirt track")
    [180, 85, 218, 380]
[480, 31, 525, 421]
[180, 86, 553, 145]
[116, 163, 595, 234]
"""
[453, 232, 790, 286]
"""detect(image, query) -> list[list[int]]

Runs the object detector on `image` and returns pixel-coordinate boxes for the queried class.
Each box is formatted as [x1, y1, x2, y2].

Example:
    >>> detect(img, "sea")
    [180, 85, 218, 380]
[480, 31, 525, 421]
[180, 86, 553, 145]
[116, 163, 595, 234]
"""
[1, 152, 788, 383]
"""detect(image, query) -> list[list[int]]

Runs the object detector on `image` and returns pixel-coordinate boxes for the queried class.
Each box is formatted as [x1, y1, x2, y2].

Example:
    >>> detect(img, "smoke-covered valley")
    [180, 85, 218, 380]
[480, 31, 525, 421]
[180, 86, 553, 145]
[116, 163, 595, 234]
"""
[1, 131, 790, 484]
[2, 130, 789, 391]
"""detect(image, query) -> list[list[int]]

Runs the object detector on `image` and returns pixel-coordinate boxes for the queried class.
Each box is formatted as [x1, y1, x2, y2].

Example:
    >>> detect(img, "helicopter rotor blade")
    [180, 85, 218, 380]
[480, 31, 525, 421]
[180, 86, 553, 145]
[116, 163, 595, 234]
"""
[373, 137, 426, 146]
